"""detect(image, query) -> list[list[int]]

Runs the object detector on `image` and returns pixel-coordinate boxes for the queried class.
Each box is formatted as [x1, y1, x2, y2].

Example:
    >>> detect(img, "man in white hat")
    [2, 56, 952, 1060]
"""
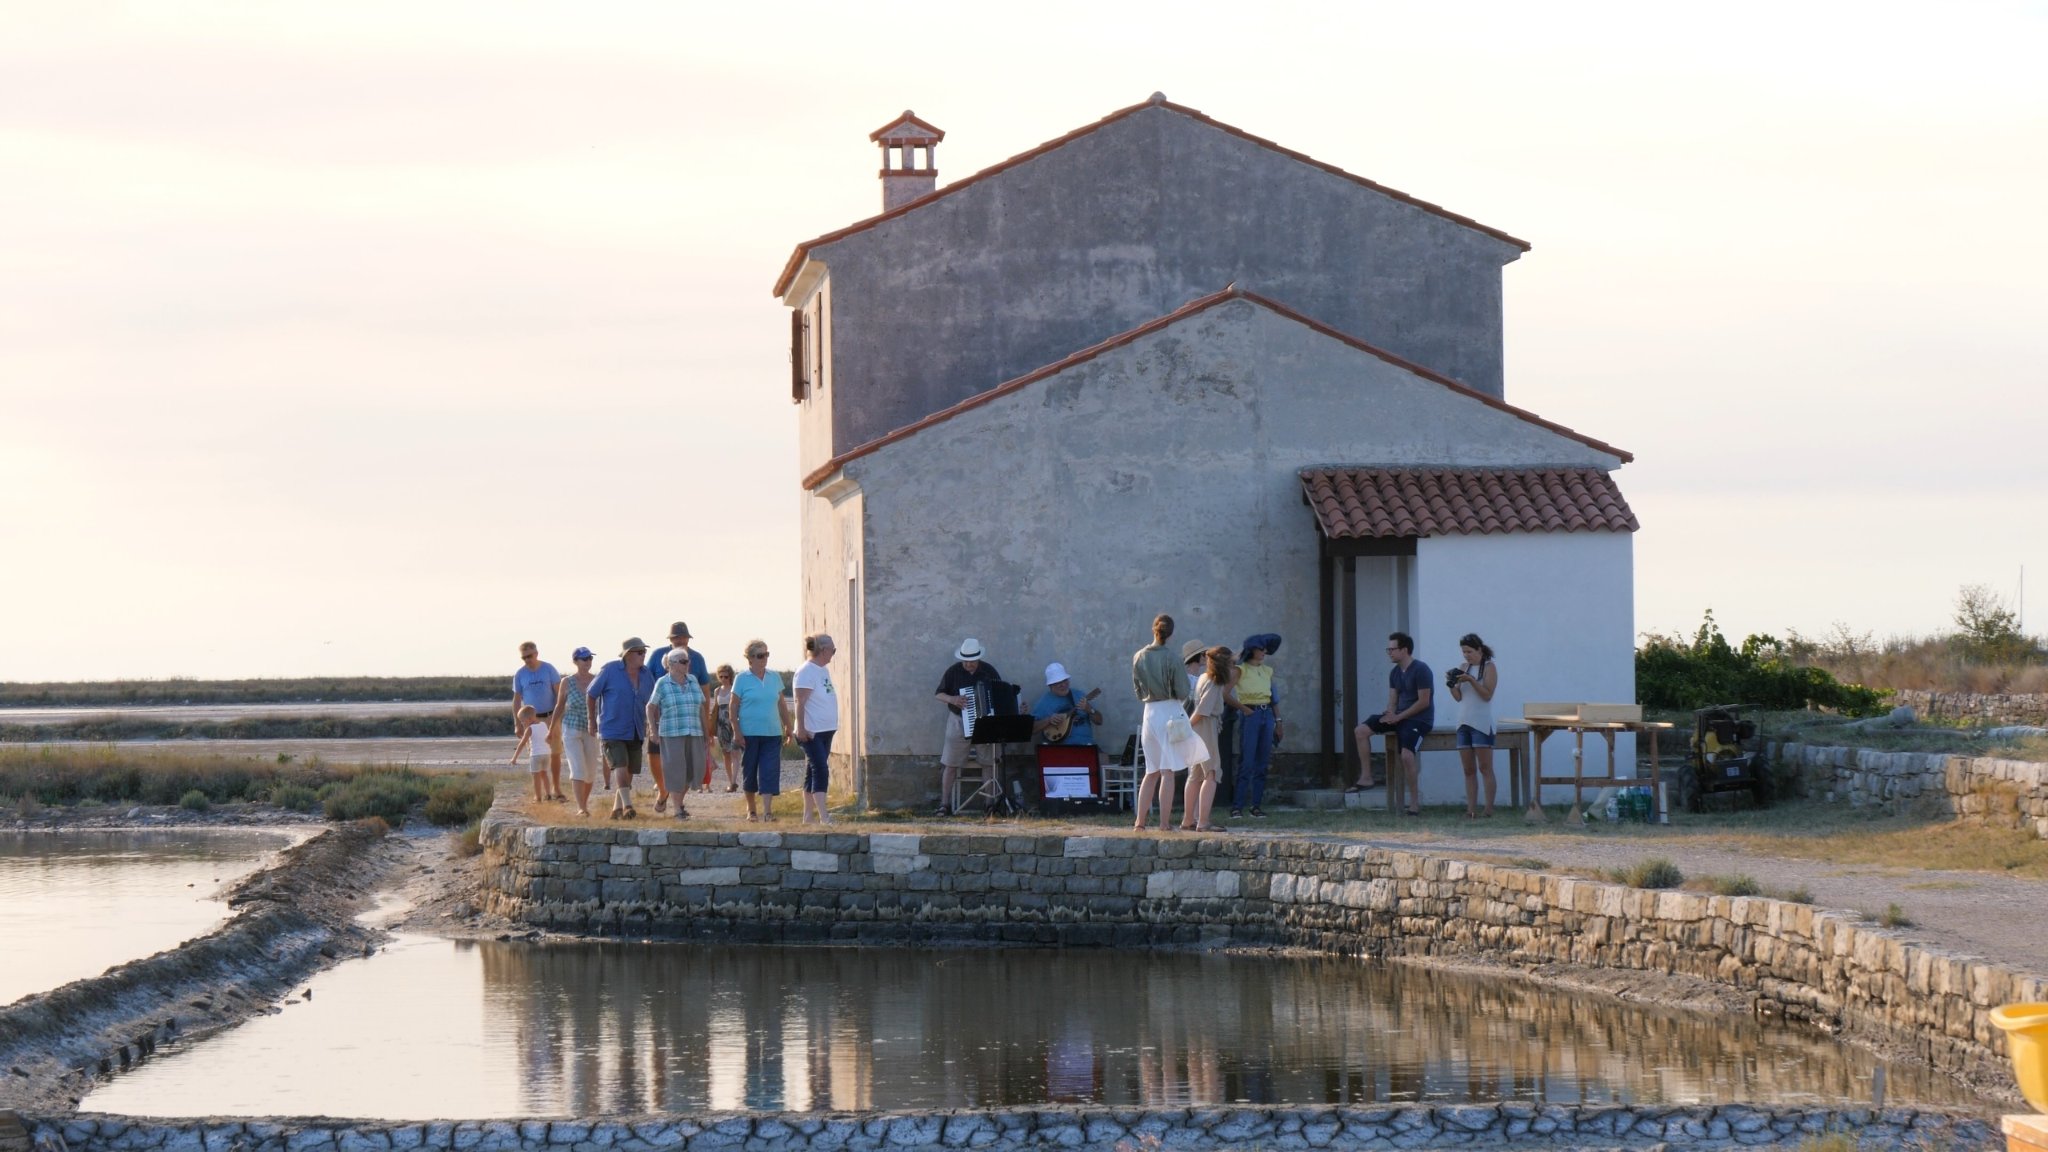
[1031, 662, 1102, 747]
[933, 638, 1004, 816]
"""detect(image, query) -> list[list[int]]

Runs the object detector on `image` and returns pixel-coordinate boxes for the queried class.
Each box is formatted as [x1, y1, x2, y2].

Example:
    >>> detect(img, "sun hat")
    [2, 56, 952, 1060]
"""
[1240, 632, 1283, 660]
[956, 638, 984, 661]
[1044, 662, 1070, 685]
[571, 646, 594, 661]
[621, 637, 648, 654]
[668, 621, 691, 639]
[1180, 639, 1207, 663]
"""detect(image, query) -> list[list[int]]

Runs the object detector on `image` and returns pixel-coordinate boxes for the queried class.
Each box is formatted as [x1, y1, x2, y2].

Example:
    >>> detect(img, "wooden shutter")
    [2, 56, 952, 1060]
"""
[790, 310, 807, 402]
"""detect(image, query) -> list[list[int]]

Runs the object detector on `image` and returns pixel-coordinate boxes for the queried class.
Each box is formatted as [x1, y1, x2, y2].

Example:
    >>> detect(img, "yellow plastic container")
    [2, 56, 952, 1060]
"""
[1993, 1002, 2048, 1113]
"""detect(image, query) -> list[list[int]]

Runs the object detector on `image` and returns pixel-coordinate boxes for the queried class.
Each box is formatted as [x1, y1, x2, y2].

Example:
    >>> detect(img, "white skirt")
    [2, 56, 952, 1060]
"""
[1140, 699, 1204, 775]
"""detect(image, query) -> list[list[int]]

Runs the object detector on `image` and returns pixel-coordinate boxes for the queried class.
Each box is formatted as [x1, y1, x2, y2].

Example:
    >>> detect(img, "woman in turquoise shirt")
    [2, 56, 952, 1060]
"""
[728, 639, 793, 822]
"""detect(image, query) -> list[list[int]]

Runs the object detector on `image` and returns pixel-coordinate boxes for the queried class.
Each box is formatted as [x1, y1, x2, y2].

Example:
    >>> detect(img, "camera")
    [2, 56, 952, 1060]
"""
[1444, 668, 1463, 688]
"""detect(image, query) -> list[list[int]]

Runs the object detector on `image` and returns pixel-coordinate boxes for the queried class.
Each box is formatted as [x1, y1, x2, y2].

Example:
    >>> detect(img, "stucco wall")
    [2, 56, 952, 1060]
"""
[828, 297, 1623, 807]
[809, 105, 1523, 462]
[797, 486, 863, 797]
[1412, 532, 1637, 802]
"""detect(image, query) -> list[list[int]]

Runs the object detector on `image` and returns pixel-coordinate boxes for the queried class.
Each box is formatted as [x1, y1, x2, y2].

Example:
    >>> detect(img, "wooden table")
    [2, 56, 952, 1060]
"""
[1374, 721, 1533, 814]
[1525, 717, 1675, 824]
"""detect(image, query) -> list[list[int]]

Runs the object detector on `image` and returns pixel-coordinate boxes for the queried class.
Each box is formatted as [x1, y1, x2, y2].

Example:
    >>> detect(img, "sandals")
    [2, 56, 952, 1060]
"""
[654, 795, 669, 815]
[674, 808, 691, 820]
[1346, 782, 1381, 794]
[622, 807, 638, 820]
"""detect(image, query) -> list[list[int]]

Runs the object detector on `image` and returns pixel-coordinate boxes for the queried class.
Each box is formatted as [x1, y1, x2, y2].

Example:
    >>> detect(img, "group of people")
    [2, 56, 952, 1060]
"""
[511, 623, 840, 824]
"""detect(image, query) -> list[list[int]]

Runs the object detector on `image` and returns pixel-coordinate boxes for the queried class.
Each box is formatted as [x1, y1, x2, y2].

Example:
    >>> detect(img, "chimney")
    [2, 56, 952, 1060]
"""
[870, 110, 944, 212]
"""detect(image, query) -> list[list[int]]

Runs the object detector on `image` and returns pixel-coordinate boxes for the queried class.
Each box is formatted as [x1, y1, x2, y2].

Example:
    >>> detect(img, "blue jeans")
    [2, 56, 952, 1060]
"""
[741, 735, 782, 796]
[1239, 705, 1274, 808]
[799, 730, 835, 794]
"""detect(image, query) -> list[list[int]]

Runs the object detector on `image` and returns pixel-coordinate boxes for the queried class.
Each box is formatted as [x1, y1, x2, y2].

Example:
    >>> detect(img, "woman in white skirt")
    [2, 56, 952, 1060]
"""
[552, 646, 601, 817]
[1131, 613, 1202, 831]
[1447, 632, 1499, 818]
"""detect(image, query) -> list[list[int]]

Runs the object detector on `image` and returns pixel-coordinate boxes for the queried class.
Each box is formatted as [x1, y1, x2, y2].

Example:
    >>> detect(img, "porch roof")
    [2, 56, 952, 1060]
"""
[1300, 467, 1638, 539]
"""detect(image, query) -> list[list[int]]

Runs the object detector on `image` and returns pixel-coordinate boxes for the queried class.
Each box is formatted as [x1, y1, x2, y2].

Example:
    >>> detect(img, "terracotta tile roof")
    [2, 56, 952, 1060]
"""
[802, 286, 1630, 491]
[1301, 467, 1639, 539]
[774, 95, 1529, 297]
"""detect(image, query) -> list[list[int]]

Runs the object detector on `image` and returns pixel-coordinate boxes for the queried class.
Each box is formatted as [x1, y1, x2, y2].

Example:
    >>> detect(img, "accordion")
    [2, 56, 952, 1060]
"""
[960, 681, 1021, 740]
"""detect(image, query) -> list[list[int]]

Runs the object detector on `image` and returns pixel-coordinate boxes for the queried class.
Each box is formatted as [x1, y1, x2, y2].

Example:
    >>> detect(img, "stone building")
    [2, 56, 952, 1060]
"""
[775, 95, 1638, 809]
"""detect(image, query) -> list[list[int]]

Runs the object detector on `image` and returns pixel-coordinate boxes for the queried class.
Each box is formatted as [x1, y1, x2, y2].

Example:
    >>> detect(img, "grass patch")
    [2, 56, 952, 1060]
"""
[1694, 873, 1761, 897]
[0, 676, 502, 707]
[0, 746, 493, 826]
[1499, 857, 1551, 871]
[0, 711, 503, 744]
[454, 820, 484, 858]
[1608, 857, 1684, 889]
[1777, 884, 1815, 904]
[1871, 902, 1915, 928]
[1790, 1134, 1857, 1152]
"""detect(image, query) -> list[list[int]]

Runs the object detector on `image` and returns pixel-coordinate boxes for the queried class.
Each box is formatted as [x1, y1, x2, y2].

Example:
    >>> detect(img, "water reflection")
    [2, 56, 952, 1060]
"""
[0, 829, 295, 1006]
[91, 936, 1977, 1119]
[482, 941, 1967, 1114]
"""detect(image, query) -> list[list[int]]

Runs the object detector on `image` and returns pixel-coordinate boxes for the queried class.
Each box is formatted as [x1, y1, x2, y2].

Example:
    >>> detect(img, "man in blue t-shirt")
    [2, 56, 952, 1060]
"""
[512, 641, 564, 801]
[1352, 631, 1433, 817]
[1030, 663, 1102, 746]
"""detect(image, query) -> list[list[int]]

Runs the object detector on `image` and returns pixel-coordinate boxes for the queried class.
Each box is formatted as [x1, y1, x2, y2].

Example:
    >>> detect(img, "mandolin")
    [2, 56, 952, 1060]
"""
[1040, 688, 1102, 743]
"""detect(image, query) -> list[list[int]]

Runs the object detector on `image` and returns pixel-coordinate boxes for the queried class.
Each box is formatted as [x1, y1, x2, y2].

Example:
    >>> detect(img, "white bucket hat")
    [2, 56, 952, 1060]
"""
[1044, 662, 1070, 685]
[956, 638, 984, 660]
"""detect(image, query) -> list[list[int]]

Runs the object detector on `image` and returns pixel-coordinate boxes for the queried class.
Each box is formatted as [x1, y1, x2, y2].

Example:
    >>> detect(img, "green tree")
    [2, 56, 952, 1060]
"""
[1951, 584, 2030, 663]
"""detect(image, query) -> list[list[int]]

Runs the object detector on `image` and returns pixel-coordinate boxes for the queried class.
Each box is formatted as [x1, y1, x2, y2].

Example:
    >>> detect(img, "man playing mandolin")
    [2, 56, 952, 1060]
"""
[1031, 663, 1103, 746]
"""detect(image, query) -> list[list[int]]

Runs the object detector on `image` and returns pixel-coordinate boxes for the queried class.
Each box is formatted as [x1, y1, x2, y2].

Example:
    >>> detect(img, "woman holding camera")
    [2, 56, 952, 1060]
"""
[1446, 633, 1498, 818]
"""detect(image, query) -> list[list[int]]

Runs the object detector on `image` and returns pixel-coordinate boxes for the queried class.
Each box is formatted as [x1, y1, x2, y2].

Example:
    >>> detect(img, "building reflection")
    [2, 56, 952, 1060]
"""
[475, 941, 1964, 1115]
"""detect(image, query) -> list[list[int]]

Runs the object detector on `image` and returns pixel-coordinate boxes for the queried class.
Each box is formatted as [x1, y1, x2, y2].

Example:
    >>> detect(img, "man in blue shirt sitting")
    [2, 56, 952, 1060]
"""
[1031, 663, 1103, 746]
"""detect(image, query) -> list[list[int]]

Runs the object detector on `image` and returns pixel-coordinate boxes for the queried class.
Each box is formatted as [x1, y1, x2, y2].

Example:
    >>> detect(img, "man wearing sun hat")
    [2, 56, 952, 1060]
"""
[1031, 662, 1103, 747]
[645, 621, 711, 810]
[933, 638, 1004, 816]
[585, 637, 661, 819]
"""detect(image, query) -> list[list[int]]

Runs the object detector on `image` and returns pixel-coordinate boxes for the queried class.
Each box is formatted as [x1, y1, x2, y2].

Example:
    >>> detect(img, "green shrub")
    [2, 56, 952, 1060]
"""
[1704, 873, 1761, 897]
[1609, 857, 1685, 890]
[178, 789, 211, 812]
[1779, 884, 1815, 904]
[267, 783, 320, 812]
[454, 820, 484, 858]
[1876, 903, 1914, 928]
[422, 778, 494, 827]
[320, 770, 432, 825]
[1637, 611, 1888, 715]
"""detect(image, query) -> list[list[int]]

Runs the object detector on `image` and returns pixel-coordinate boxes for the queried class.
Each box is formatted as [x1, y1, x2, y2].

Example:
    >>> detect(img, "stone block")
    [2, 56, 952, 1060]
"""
[792, 850, 841, 872]
[1064, 836, 1107, 858]
[609, 846, 645, 867]
[738, 831, 783, 848]
[676, 867, 741, 886]
[869, 832, 921, 855]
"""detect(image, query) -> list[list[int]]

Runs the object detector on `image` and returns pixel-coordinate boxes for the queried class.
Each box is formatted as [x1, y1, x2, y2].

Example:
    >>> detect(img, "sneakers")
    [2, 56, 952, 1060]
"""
[935, 804, 955, 818]
[1250, 807, 1268, 818]
[1228, 808, 1243, 819]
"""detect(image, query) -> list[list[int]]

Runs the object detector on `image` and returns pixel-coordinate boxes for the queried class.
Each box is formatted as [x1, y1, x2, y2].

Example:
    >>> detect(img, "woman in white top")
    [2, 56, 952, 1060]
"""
[1181, 646, 1234, 833]
[1446, 632, 1499, 818]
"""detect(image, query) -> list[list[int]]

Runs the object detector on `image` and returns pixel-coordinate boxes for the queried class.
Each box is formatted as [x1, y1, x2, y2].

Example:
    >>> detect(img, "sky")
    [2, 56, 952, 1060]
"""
[2, 1, 2043, 682]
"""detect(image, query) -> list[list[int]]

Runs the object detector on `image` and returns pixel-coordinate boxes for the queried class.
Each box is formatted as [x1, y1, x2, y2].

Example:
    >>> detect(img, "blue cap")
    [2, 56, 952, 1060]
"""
[571, 646, 594, 660]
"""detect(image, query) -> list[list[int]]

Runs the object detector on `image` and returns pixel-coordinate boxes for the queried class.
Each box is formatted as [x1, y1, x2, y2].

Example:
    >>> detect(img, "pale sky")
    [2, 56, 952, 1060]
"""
[2, 1, 2043, 681]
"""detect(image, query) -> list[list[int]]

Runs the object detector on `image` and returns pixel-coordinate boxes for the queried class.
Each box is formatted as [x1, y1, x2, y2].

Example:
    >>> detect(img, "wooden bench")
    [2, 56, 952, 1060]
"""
[1370, 721, 1533, 812]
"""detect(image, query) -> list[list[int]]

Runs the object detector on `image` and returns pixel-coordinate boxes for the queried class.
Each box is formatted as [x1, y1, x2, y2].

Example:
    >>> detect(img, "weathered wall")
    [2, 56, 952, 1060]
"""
[1413, 532, 1637, 802]
[832, 297, 1625, 807]
[1771, 740, 2048, 839]
[1891, 690, 2048, 727]
[796, 485, 863, 799]
[807, 104, 1523, 466]
[480, 813, 2044, 1090]
[29, 1105, 1998, 1152]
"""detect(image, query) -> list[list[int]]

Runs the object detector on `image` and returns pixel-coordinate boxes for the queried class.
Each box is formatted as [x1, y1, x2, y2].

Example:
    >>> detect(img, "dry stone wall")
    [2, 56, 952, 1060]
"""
[481, 815, 2046, 1090]
[1891, 689, 2048, 727]
[25, 1105, 2000, 1152]
[1771, 740, 2048, 839]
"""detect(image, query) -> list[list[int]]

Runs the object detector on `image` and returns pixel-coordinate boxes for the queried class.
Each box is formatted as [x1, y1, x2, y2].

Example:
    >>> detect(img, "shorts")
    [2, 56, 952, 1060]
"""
[1362, 713, 1431, 754]
[603, 739, 643, 775]
[741, 734, 783, 796]
[660, 735, 706, 791]
[800, 729, 835, 793]
[940, 713, 972, 769]
[562, 731, 600, 783]
[1456, 725, 1496, 749]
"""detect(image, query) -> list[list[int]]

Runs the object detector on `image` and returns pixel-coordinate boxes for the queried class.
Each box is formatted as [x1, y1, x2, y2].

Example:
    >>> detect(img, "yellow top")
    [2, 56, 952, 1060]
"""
[1237, 663, 1273, 707]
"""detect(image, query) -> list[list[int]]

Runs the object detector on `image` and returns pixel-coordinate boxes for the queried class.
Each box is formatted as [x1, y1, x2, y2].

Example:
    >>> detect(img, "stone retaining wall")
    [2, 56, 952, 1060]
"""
[480, 814, 2046, 1091]
[27, 1104, 2001, 1152]
[1892, 689, 2048, 727]
[1770, 740, 2048, 839]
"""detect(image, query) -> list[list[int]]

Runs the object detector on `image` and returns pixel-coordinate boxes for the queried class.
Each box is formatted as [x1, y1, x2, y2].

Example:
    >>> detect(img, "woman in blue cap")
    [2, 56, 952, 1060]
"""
[1230, 633, 1283, 819]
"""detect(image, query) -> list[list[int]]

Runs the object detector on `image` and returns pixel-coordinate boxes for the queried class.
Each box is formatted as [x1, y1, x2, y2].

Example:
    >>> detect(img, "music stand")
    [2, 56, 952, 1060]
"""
[964, 682, 1031, 814]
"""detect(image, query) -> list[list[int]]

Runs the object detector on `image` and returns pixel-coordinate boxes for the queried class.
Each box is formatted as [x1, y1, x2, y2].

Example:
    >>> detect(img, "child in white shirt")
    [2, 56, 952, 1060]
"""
[509, 704, 551, 802]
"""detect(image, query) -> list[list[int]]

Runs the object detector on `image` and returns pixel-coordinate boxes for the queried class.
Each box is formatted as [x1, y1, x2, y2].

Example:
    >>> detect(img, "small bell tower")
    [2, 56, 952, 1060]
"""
[871, 110, 944, 212]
